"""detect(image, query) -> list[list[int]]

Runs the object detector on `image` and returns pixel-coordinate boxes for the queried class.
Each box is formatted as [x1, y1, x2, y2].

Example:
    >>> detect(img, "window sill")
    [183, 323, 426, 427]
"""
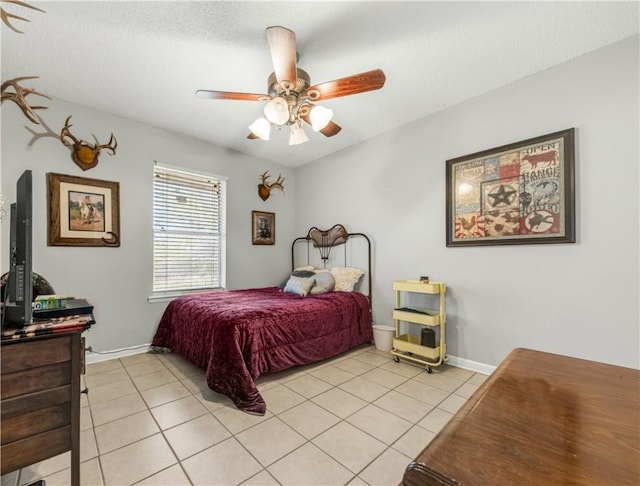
[148, 288, 224, 304]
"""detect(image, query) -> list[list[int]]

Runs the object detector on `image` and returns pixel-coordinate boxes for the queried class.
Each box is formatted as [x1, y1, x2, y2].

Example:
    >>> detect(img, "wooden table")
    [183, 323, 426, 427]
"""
[402, 347, 640, 485]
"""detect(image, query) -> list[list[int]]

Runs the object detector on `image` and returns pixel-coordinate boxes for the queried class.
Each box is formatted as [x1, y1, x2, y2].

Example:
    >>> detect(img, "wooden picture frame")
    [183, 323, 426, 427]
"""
[47, 172, 120, 247]
[252, 210, 275, 245]
[446, 128, 575, 247]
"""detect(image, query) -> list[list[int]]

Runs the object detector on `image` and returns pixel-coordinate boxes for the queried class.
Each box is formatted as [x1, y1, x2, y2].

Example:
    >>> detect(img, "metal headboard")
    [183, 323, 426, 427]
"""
[291, 224, 372, 309]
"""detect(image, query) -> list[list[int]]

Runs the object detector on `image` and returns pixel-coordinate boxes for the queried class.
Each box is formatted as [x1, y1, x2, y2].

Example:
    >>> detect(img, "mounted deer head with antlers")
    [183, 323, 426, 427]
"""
[258, 171, 285, 201]
[1, 76, 50, 124]
[60, 115, 117, 171]
[1, 2, 50, 123]
[1, 0, 45, 34]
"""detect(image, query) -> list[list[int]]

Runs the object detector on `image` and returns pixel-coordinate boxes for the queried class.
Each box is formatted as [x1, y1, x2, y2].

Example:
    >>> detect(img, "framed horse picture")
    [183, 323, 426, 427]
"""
[47, 173, 120, 247]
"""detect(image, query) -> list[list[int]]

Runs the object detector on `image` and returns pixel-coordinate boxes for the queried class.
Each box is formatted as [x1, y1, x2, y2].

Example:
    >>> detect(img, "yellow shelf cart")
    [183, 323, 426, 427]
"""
[391, 280, 446, 373]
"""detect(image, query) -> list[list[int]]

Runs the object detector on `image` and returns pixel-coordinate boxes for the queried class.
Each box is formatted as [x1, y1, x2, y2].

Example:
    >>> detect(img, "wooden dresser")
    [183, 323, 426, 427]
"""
[402, 347, 640, 486]
[1, 331, 83, 486]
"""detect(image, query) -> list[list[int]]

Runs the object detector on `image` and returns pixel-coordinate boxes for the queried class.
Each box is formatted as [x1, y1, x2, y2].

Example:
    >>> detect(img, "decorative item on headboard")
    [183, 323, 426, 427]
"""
[307, 224, 349, 261]
[258, 171, 285, 201]
[60, 116, 117, 171]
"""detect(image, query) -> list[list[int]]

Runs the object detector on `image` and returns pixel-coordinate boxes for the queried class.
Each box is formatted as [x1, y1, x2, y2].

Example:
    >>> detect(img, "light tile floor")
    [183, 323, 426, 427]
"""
[1, 345, 487, 486]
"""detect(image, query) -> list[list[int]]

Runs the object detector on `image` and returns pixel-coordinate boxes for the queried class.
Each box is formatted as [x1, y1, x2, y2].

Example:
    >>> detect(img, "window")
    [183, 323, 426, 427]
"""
[152, 164, 226, 296]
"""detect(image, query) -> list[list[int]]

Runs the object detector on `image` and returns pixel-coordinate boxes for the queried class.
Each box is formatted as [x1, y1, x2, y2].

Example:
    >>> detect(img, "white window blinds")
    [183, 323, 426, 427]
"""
[153, 164, 226, 293]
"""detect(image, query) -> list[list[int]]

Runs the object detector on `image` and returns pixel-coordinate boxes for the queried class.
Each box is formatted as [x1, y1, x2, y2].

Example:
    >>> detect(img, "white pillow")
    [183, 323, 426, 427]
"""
[330, 267, 364, 292]
[283, 275, 316, 297]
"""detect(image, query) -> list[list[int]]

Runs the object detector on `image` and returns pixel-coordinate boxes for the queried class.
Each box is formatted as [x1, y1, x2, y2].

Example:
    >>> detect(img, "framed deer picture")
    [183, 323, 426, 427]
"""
[446, 128, 575, 247]
[47, 173, 120, 247]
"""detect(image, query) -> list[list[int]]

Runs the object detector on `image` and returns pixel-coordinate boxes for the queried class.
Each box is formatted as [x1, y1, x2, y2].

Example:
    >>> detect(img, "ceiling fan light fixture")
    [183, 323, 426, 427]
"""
[289, 123, 309, 146]
[249, 117, 271, 140]
[309, 105, 333, 131]
[264, 96, 290, 125]
[197, 27, 386, 145]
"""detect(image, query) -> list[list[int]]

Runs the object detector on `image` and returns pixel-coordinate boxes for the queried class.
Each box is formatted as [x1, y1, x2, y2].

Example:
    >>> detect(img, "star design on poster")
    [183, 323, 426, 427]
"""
[488, 184, 517, 207]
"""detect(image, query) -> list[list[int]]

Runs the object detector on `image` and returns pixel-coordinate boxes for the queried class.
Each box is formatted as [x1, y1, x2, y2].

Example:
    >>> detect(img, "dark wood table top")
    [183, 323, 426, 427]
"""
[403, 347, 640, 486]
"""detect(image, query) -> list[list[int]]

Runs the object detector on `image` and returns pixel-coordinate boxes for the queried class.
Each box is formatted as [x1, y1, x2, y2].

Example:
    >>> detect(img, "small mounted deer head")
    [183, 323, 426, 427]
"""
[258, 171, 285, 201]
[60, 115, 117, 171]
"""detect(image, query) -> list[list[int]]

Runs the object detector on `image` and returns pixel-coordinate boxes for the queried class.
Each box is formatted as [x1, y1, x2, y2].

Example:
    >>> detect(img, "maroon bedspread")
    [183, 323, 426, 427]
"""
[151, 287, 372, 414]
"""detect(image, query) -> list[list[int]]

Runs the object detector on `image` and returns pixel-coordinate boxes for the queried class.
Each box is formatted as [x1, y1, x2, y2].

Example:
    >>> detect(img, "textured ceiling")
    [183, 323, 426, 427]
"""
[2, 1, 638, 167]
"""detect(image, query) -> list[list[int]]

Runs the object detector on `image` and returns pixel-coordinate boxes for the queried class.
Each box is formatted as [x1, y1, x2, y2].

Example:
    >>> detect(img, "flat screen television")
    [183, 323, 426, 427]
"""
[4, 170, 33, 326]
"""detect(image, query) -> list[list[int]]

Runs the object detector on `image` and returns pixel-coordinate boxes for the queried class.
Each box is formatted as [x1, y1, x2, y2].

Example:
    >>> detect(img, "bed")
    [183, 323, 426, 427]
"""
[151, 225, 373, 415]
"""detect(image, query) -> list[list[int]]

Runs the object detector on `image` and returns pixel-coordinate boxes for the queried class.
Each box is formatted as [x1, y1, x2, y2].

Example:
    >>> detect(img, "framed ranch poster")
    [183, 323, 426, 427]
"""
[446, 128, 575, 247]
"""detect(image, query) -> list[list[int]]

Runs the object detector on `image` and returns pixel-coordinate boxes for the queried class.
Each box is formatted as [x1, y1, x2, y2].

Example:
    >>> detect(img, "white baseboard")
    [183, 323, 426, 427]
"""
[86, 344, 151, 364]
[85, 345, 496, 376]
[447, 354, 496, 375]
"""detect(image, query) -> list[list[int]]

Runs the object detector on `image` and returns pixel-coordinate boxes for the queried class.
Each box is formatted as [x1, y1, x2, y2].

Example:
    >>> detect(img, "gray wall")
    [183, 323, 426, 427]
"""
[1, 100, 296, 353]
[294, 36, 639, 369]
[2, 36, 637, 370]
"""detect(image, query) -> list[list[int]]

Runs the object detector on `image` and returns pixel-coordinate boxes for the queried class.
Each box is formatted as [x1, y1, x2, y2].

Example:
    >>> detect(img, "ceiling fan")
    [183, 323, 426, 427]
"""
[196, 26, 386, 145]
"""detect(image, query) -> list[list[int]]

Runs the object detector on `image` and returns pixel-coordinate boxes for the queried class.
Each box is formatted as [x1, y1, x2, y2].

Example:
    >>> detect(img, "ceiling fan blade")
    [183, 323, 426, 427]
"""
[301, 114, 342, 137]
[196, 90, 269, 102]
[318, 120, 342, 137]
[308, 69, 386, 101]
[266, 26, 297, 87]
